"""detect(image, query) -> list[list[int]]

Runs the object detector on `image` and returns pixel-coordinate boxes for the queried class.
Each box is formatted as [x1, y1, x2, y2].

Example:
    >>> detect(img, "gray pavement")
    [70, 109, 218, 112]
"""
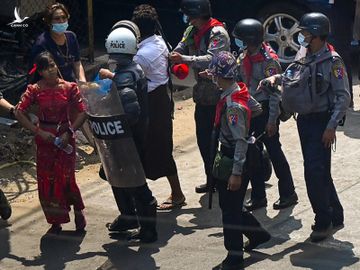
[1, 85, 360, 269]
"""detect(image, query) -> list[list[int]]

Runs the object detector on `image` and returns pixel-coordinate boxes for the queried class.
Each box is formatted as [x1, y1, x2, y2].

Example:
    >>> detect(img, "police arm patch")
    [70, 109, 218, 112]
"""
[210, 37, 220, 48]
[227, 107, 239, 126]
[332, 60, 345, 80]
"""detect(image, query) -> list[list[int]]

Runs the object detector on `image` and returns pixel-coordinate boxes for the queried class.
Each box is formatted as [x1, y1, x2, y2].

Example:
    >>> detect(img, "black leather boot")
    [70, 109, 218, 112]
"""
[128, 201, 158, 243]
[107, 187, 138, 232]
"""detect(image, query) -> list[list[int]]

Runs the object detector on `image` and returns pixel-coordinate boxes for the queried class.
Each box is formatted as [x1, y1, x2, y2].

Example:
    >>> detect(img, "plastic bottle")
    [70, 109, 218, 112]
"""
[54, 137, 73, 154]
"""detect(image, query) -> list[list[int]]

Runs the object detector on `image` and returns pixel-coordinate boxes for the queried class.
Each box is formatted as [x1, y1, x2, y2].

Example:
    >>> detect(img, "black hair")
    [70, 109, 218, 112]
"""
[35, 51, 56, 72]
[131, 4, 159, 39]
[44, 2, 70, 30]
[29, 51, 57, 83]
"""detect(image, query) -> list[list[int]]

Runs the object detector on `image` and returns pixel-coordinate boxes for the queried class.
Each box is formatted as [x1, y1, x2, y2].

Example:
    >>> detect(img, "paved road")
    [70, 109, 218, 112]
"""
[1, 86, 360, 270]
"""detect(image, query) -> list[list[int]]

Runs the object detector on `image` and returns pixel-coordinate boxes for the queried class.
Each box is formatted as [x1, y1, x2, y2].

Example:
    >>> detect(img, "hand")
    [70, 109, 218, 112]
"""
[322, 128, 336, 148]
[266, 123, 278, 137]
[38, 129, 55, 143]
[257, 76, 277, 92]
[227, 175, 242, 191]
[99, 68, 114, 80]
[198, 69, 212, 80]
[59, 132, 70, 148]
[169, 52, 183, 64]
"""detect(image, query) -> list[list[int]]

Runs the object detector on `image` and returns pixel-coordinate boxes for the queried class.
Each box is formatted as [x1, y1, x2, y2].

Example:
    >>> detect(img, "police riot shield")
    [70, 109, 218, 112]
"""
[79, 82, 146, 188]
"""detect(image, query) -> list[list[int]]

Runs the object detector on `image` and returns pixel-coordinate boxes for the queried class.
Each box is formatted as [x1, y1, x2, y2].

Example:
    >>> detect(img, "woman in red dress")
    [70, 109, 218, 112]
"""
[15, 52, 87, 234]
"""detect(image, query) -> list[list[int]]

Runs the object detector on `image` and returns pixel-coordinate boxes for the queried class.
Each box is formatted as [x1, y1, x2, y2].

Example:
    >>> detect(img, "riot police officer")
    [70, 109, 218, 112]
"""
[99, 22, 158, 243]
[262, 13, 350, 242]
[205, 51, 270, 270]
[233, 19, 297, 211]
[169, 0, 231, 193]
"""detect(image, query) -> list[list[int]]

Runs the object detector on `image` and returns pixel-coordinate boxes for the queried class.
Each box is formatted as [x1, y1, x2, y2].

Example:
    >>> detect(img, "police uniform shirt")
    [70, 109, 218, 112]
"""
[174, 25, 231, 72]
[304, 44, 351, 129]
[173, 23, 230, 105]
[219, 83, 249, 176]
[238, 47, 282, 124]
[133, 35, 169, 93]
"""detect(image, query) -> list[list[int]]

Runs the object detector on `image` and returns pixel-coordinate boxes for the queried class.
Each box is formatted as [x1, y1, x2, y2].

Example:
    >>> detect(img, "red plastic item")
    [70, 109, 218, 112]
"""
[171, 64, 189, 80]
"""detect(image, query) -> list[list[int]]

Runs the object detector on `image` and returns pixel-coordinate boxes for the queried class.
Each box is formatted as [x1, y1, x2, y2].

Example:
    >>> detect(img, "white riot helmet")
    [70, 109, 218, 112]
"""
[105, 27, 137, 55]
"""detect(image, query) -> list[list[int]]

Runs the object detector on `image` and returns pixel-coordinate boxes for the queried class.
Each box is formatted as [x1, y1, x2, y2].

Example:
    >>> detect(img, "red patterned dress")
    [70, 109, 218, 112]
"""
[17, 79, 85, 225]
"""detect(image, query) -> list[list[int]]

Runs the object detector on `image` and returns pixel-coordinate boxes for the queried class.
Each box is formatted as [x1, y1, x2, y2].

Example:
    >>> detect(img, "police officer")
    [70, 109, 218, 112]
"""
[204, 51, 270, 270]
[262, 13, 350, 242]
[169, 0, 231, 193]
[99, 23, 158, 243]
[233, 19, 297, 211]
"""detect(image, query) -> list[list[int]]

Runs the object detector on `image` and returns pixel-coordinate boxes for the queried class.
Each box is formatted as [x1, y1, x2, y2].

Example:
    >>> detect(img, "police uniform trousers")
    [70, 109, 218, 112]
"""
[195, 104, 216, 182]
[143, 84, 178, 180]
[297, 112, 344, 229]
[217, 145, 267, 255]
[249, 105, 295, 200]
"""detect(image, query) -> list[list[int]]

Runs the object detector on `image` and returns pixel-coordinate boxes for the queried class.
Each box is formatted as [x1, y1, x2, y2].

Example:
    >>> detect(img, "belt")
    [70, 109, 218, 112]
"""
[220, 144, 235, 159]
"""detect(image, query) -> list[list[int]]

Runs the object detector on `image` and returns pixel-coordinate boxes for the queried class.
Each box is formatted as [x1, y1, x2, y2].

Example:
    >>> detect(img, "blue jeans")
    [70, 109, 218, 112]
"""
[297, 113, 344, 229]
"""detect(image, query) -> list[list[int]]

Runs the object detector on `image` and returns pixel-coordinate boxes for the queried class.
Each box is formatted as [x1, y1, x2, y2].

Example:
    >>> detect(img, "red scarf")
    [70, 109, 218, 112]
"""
[214, 82, 251, 128]
[194, 18, 223, 49]
[242, 43, 278, 86]
[326, 43, 335, 52]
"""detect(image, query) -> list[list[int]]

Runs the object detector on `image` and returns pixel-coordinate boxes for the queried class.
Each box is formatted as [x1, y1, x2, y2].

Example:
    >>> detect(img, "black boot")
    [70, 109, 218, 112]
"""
[195, 175, 215, 193]
[128, 200, 158, 243]
[107, 187, 138, 232]
[0, 189, 11, 220]
[242, 211, 271, 251]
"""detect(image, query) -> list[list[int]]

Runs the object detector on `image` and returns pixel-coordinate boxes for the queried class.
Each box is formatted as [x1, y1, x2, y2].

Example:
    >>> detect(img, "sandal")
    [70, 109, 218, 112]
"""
[157, 196, 186, 210]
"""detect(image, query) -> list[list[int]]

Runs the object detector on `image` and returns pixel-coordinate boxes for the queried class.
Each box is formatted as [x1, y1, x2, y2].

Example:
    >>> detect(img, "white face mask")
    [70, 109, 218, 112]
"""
[298, 32, 310, 47]
[183, 14, 189, 24]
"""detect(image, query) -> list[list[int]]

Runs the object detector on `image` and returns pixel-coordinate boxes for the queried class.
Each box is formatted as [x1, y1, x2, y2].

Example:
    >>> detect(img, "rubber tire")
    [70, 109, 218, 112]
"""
[257, 2, 309, 65]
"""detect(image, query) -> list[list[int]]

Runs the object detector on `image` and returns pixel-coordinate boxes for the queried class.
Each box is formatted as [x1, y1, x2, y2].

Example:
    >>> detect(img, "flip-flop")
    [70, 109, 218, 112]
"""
[157, 196, 186, 210]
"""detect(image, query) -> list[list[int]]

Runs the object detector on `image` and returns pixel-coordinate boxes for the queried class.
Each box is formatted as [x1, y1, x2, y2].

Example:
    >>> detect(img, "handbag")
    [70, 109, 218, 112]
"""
[212, 151, 233, 182]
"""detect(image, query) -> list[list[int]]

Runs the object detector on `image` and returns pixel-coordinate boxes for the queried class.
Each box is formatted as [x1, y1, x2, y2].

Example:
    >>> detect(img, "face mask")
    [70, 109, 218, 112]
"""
[298, 32, 309, 47]
[183, 14, 189, 24]
[234, 38, 247, 50]
[52, 22, 69, 33]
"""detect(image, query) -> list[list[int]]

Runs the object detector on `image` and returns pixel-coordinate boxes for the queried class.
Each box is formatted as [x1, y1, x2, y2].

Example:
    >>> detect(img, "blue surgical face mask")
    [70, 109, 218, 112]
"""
[183, 14, 189, 24]
[52, 22, 69, 33]
[298, 32, 309, 47]
[235, 38, 247, 50]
